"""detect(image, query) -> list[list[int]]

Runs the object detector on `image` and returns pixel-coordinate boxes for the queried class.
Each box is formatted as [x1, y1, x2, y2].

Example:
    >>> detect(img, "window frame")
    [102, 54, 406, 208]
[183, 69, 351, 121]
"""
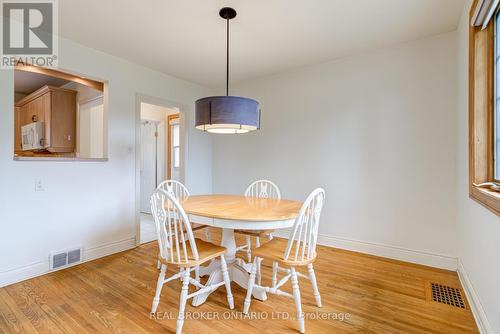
[172, 123, 180, 168]
[495, 6, 500, 182]
[469, 0, 500, 215]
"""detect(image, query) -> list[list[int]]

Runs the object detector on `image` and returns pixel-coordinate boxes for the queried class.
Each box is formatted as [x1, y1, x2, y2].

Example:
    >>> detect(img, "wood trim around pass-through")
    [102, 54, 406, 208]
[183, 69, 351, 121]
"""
[15, 64, 104, 92]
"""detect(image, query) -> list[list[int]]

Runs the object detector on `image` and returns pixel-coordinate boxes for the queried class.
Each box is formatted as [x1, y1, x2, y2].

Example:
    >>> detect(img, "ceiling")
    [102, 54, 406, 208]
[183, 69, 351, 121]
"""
[59, 0, 465, 88]
[15, 71, 69, 94]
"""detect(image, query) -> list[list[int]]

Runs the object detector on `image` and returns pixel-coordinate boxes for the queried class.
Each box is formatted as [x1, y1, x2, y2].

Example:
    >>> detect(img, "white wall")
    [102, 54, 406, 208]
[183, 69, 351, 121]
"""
[0, 37, 213, 286]
[140, 102, 178, 122]
[79, 99, 104, 158]
[213, 32, 459, 269]
[456, 1, 499, 332]
[60, 81, 104, 158]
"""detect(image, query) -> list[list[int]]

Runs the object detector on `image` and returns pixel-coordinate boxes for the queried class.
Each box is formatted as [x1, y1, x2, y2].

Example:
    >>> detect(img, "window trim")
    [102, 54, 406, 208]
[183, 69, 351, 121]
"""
[469, 0, 500, 215]
[172, 124, 180, 169]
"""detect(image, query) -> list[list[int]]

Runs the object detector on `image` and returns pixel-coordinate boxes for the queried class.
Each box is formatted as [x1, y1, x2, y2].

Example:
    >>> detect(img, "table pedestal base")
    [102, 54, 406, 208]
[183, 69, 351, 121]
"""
[192, 260, 267, 307]
[191, 228, 267, 307]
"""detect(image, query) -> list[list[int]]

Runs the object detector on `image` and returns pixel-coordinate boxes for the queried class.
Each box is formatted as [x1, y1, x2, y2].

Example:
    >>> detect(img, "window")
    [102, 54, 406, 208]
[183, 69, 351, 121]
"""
[167, 113, 180, 179]
[172, 123, 180, 168]
[469, 0, 500, 215]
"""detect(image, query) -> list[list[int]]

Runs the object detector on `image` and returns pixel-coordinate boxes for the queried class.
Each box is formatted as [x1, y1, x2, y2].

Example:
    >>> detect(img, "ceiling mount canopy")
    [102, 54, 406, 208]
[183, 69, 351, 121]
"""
[195, 7, 261, 134]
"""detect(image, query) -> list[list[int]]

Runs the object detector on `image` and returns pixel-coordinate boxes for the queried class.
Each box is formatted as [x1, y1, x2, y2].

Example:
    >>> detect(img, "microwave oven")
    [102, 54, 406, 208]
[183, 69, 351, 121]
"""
[21, 122, 45, 151]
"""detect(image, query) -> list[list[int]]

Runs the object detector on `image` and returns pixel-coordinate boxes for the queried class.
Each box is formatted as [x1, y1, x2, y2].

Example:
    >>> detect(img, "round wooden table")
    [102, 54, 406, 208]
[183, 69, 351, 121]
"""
[181, 194, 302, 306]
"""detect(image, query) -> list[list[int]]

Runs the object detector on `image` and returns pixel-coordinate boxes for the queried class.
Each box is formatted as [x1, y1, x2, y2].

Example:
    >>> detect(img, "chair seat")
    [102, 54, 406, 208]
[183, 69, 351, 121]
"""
[234, 229, 274, 237]
[159, 238, 226, 267]
[252, 238, 316, 266]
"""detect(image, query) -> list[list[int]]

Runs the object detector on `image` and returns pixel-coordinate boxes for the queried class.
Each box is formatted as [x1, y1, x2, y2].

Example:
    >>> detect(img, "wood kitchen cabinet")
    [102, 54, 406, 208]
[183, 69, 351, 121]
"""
[14, 106, 21, 152]
[15, 85, 77, 153]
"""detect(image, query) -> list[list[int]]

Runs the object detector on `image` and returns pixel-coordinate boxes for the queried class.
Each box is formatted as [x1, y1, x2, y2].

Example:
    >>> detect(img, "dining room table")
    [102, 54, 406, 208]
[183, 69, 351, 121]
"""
[181, 194, 302, 307]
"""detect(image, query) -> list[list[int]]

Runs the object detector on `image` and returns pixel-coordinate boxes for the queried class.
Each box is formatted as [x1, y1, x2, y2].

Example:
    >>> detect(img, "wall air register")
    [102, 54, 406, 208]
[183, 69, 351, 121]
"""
[49, 248, 82, 270]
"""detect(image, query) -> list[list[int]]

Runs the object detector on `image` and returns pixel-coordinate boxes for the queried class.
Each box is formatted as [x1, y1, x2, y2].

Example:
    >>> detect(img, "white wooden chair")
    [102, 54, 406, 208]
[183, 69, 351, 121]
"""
[235, 180, 281, 284]
[150, 189, 234, 334]
[156, 180, 211, 269]
[243, 188, 325, 334]
[157, 179, 190, 201]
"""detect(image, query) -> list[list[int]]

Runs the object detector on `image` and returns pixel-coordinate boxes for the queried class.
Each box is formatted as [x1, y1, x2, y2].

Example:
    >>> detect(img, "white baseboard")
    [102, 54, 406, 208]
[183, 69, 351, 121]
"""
[457, 259, 493, 334]
[84, 237, 137, 262]
[0, 236, 136, 288]
[273, 230, 457, 270]
[273, 231, 488, 332]
[0, 260, 50, 288]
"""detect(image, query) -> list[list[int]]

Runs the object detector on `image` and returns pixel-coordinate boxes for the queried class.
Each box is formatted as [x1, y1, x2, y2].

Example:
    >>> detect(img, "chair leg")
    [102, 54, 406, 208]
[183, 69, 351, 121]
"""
[291, 267, 305, 333]
[205, 228, 211, 242]
[307, 263, 322, 307]
[245, 235, 252, 262]
[151, 263, 166, 313]
[220, 255, 234, 309]
[195, 266, 200, 283]
[254, 237, 261, 285]
[243, 258, 258, 314]
[272, 261, 278, 288]
[176, 268, 190, 334]
[257, 257, 262, 286]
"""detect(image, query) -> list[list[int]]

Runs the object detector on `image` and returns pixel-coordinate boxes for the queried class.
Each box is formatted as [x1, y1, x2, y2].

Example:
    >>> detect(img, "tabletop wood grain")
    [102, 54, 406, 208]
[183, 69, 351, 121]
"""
[181, 195, 302, 221]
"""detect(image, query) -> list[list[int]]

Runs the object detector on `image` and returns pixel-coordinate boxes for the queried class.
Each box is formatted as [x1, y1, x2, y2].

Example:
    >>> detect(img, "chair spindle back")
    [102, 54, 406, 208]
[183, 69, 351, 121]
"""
[245, 180, 281, 199]
[284, 188, 325, 262]
[157, 180, 190, 201]
[150, 188, 198, 264]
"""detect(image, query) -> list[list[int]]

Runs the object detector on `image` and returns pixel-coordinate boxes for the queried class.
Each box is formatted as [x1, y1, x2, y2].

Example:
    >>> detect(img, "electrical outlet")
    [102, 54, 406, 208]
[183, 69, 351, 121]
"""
[35, 179, 44, 192]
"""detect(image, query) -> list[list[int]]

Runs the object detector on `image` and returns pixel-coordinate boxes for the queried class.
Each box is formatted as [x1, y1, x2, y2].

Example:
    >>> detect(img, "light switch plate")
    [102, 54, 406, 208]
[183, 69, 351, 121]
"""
[35, 179, 44, 192]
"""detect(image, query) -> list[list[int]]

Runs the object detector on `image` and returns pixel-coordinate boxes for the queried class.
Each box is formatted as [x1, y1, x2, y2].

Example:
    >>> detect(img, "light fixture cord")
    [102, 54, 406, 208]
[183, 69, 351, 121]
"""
[226, 17, 229, 96]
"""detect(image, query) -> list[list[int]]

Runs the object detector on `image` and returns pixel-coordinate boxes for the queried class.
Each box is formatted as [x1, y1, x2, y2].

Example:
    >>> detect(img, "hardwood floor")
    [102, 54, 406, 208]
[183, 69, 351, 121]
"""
[0, 229, 478, 333]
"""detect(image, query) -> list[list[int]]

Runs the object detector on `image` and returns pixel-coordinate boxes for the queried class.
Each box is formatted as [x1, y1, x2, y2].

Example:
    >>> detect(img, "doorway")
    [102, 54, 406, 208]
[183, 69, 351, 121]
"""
[140, 120, 162, 214]
[138, 101, 181, 244]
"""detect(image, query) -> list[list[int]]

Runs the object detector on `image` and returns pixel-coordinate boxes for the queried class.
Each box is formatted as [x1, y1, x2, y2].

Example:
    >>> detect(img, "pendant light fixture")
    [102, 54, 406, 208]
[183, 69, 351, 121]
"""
[195, 7, 261, 134]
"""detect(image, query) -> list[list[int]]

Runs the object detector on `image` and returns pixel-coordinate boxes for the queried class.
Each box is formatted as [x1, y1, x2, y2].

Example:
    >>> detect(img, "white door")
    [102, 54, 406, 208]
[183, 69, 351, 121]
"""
[140, 121, 158, 214]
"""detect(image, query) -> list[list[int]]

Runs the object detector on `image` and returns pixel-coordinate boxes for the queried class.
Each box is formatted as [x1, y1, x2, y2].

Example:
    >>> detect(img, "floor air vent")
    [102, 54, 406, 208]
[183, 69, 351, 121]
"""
[430, 283, 466, 309]
[50, 248, 82, 270]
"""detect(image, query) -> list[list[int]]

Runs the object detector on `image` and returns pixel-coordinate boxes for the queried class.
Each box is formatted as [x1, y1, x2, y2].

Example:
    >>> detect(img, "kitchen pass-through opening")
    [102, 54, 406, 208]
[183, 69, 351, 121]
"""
[13, 65, 107, 160]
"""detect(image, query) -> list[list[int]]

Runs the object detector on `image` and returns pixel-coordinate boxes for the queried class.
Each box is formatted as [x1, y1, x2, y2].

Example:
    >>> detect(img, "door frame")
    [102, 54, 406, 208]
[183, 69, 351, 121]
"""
[135, 93, 187, 246]
[140, 119, 161, 214]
